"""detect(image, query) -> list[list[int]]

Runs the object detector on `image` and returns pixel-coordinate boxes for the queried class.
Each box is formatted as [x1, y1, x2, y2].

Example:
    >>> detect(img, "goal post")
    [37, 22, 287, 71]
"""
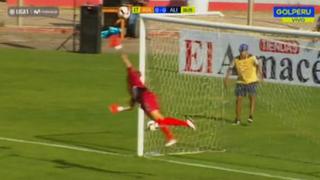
[137, 14, 320, 157]
[137, 16, 146, 157]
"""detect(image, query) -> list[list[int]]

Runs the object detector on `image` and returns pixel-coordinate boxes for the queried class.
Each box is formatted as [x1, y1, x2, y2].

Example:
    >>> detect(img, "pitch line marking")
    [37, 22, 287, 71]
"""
[146, 157, 303, 180]
[0, 136, 131, 157]
[0, 136, 304, 180]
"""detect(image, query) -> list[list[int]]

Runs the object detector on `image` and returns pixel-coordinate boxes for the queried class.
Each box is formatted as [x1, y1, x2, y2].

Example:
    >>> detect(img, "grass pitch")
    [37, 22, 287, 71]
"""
[0, 48, 319, 180]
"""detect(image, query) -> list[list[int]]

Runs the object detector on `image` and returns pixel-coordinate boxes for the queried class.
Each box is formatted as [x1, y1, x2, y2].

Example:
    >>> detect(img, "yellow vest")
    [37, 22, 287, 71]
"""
[234, 55, 258, 84]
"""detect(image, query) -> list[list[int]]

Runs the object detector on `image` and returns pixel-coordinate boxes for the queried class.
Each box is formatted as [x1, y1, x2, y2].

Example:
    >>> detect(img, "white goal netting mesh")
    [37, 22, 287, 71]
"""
[141, 15, 320, 159]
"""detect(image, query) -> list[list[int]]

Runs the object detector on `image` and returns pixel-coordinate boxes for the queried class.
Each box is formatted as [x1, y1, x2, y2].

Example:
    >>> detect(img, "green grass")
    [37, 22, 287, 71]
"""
[0, 48, 319, 180]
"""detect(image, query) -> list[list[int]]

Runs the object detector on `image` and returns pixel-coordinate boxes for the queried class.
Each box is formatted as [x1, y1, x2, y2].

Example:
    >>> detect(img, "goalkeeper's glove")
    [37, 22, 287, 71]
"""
[109, 104, 130, 114]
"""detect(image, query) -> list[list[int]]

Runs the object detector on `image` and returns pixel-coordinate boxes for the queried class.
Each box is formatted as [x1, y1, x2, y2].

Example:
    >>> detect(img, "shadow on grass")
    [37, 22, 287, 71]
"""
[9, 154, 153, 178]
[52, 159, 153, 178]
[35, 131, 134, 155]
[0, 146, 11, 150]
[0, 42, 35, 49]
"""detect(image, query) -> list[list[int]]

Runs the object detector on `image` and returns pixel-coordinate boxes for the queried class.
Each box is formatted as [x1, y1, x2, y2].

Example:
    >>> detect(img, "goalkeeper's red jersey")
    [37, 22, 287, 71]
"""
[127, 67, 159, 113]
[127, 67, 145, 89]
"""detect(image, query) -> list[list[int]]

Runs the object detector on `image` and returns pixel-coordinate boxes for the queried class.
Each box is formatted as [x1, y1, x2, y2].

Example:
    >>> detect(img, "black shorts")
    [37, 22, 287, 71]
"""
[235, 82, 258, 97]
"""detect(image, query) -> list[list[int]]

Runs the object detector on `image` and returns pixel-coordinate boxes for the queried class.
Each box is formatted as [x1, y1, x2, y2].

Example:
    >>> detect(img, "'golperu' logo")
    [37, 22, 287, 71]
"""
[184, 40, 213, 74]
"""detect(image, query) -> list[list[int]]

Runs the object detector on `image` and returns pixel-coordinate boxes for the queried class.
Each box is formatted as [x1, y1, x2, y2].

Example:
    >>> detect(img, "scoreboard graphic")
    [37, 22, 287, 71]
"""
[131, 6, 195, 14]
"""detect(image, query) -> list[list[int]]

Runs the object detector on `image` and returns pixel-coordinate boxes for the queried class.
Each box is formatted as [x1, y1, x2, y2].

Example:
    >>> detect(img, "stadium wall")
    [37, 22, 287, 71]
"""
[6, 0, 187, 7]
[209, 0, 320, 12]
[6, 0, 102, 7]
[6, 0, 320, 12]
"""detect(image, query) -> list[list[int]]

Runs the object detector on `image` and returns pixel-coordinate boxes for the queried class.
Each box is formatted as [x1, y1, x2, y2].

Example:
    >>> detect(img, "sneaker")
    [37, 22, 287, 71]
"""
[233, 119, 241, 125]
[248, 116, 253, 123]
[165, 139, 177, 147]
[186, 119, 196, 130]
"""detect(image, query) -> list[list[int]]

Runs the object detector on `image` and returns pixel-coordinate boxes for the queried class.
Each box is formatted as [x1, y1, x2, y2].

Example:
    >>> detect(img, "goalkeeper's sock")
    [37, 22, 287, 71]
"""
[159, 126, 174, 141]
[157, 117, 189, 127]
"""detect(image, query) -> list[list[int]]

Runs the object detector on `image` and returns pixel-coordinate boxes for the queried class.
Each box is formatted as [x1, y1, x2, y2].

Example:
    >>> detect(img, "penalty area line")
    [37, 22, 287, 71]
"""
[0, 136, 131, 157]
[146, 157, 302, 180]
[0, 136, 304, 180]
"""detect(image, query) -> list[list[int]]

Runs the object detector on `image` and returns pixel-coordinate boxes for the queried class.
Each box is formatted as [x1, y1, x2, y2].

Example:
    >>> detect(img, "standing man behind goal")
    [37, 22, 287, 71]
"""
[224, 44, 263, 125]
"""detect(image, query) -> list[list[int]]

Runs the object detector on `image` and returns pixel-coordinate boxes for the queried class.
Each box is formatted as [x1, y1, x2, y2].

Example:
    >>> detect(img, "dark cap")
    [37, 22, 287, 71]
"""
[239, 43, 249, 52]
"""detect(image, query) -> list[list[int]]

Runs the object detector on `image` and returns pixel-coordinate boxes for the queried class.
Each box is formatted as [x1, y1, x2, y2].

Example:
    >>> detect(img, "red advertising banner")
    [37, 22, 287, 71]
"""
[7, 0, 102, 7]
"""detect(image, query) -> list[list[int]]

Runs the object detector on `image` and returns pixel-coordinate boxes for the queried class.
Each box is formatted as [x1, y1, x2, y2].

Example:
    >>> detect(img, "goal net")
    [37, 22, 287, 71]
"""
[138, 14, 320, 158]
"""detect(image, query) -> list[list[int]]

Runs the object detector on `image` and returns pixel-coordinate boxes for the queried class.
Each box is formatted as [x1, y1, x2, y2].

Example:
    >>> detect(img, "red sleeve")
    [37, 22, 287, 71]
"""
[127, 67, 145, 88]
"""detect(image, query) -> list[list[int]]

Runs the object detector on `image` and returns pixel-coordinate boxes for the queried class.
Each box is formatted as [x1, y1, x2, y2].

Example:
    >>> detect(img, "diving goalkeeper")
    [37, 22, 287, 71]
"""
[110, 54, 196, 147]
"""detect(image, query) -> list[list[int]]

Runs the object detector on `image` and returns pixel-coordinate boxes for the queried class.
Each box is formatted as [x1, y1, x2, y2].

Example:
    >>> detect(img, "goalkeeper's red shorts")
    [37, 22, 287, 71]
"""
[140, 91, 160, 115]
